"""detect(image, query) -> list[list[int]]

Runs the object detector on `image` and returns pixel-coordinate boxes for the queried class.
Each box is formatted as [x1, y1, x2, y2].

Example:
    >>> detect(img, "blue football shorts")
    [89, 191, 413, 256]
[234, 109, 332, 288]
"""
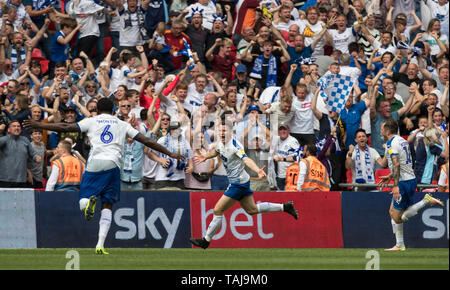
[224, 180, 254, 201]
[392, 179, 417, 211]
[79, 167, 121, 205]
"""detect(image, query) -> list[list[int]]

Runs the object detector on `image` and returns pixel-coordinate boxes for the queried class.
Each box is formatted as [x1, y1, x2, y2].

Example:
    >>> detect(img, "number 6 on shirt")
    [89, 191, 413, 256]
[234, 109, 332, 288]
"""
[101, 125, 114, 144]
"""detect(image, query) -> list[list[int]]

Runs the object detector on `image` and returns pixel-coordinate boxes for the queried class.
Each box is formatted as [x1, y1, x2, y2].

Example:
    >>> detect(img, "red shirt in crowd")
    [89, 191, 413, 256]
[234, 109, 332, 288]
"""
[164, 30, 192, 70]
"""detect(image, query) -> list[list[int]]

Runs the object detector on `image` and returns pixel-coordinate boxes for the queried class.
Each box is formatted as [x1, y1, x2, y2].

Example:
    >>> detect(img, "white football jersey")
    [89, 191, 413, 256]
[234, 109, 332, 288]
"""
[272, 135, 300, 178]
[215, 138, 250, 184]
[77, 114, 140, 168]
[384, 135, 416, 182]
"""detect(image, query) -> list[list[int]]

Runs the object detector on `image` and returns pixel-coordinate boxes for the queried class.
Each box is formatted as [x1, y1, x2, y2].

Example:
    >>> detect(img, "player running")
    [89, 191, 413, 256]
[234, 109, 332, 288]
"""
[189, 119, 299, 249]
[24, 98, 184, 255]
[378, 119, 444, 251]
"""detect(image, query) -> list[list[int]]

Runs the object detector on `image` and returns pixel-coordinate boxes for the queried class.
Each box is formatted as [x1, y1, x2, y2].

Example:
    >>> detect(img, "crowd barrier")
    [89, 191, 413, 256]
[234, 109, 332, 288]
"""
[0, 189, 448, 249]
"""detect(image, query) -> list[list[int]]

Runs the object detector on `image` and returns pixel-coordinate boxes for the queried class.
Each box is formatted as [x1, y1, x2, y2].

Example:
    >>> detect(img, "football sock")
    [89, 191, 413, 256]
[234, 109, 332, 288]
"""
[401, 199, 429, 222]
[257, 202, 284, 213]
[96, 208, 112, 249]
[79, 198, 89, 211]
[204, 215, 223, 242]
[391, 219, 404, 247]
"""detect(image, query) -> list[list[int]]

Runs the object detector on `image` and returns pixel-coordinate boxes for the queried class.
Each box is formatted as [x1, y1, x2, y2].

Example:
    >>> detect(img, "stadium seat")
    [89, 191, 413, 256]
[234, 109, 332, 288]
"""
[375, 169, 393, 191]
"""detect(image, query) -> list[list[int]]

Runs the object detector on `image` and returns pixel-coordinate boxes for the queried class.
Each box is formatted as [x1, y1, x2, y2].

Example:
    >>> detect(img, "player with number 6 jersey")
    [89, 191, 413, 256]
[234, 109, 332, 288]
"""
[24, 98, 184, 255]
[77, 115, 138, 169]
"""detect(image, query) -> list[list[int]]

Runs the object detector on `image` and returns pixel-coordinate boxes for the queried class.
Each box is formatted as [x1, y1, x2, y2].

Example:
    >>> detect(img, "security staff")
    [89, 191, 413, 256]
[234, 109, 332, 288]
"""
[46, 140, 85, 191]
[296, 143, 331, 191]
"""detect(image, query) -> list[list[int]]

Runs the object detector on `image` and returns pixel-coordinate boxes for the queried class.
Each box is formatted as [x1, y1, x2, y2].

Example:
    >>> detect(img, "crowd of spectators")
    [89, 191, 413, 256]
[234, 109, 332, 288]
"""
[0, 0, 448, 192]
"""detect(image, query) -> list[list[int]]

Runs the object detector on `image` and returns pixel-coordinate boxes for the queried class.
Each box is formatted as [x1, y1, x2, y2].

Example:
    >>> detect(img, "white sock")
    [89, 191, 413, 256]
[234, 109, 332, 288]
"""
[401, 199, 429, 222]
[204, 215, 223, 242]
[96, 208, 112, 249]
[391, 219, 404, 247]
[257, 202, 284, 213]
[79, 198, 89, 211]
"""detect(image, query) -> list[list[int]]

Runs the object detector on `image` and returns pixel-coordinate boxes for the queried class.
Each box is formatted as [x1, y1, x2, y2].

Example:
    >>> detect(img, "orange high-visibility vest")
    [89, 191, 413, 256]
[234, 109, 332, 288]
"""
[53, 154, 84, 191]
[441, 162, 449, 192]
[300, 156, 331, 191]
[285, 162, 299, 191]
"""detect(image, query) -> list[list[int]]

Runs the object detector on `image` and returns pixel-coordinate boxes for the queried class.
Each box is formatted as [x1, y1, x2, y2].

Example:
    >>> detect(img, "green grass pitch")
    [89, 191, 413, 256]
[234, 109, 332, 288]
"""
[0, 248, 447, 270]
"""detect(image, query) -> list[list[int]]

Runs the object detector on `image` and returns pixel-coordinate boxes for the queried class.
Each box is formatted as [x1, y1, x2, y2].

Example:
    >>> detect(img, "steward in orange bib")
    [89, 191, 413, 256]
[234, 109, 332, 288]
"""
[285, 162, 299, 191]
[437, 161, 449, 192]
[296, 143, 330, 191]
[45, 140, 85, 191]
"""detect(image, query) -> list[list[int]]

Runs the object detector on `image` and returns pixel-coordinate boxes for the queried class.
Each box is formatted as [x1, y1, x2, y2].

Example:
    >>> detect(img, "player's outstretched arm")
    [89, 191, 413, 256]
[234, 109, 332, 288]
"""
[242, 156, 266, 179]
[134, 134, 185, 161]
[23, 117, 79, 132]
[194, 150, 219, 164]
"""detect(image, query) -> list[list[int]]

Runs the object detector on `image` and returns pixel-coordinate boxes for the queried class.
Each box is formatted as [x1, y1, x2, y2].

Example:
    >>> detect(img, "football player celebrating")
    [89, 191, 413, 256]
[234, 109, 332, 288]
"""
[378, 119, 444, 251]
[189, 117, 299, 249]
[24, 98, 184, 254]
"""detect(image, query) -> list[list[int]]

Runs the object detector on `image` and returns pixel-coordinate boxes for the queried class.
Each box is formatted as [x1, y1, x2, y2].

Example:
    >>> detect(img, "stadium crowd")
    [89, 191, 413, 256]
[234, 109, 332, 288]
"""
[0, 0, 448, 192]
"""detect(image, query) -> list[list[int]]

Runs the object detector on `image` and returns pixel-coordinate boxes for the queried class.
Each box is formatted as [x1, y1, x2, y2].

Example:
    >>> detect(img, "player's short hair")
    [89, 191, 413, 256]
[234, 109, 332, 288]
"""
[97, 98, 114, 114]
[383, 118, 399, 135]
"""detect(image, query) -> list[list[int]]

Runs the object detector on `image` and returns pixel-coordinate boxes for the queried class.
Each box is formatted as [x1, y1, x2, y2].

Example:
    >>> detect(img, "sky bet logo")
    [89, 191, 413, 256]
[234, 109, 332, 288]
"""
[113, 197, 184, 248]
[422, 198, 449, 240]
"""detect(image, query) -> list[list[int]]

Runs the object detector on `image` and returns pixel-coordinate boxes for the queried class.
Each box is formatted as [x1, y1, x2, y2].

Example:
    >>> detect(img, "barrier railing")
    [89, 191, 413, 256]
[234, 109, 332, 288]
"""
[339, 183, 439, 191]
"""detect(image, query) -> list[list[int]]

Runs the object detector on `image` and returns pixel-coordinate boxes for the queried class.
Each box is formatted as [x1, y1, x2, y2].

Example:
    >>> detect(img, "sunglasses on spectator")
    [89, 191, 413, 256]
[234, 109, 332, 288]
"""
[121, 105, 131, 108]
[161, 117, 170, 121]
[86, 85, 96, 89]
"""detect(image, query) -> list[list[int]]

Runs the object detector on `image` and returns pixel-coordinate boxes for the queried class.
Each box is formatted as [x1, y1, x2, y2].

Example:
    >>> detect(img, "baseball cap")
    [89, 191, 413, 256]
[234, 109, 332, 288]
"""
[278, 122, 290, 130]
[64, 105, 77, 113]
[247, 105, 261, 113]
[236, 64, 247, 73]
